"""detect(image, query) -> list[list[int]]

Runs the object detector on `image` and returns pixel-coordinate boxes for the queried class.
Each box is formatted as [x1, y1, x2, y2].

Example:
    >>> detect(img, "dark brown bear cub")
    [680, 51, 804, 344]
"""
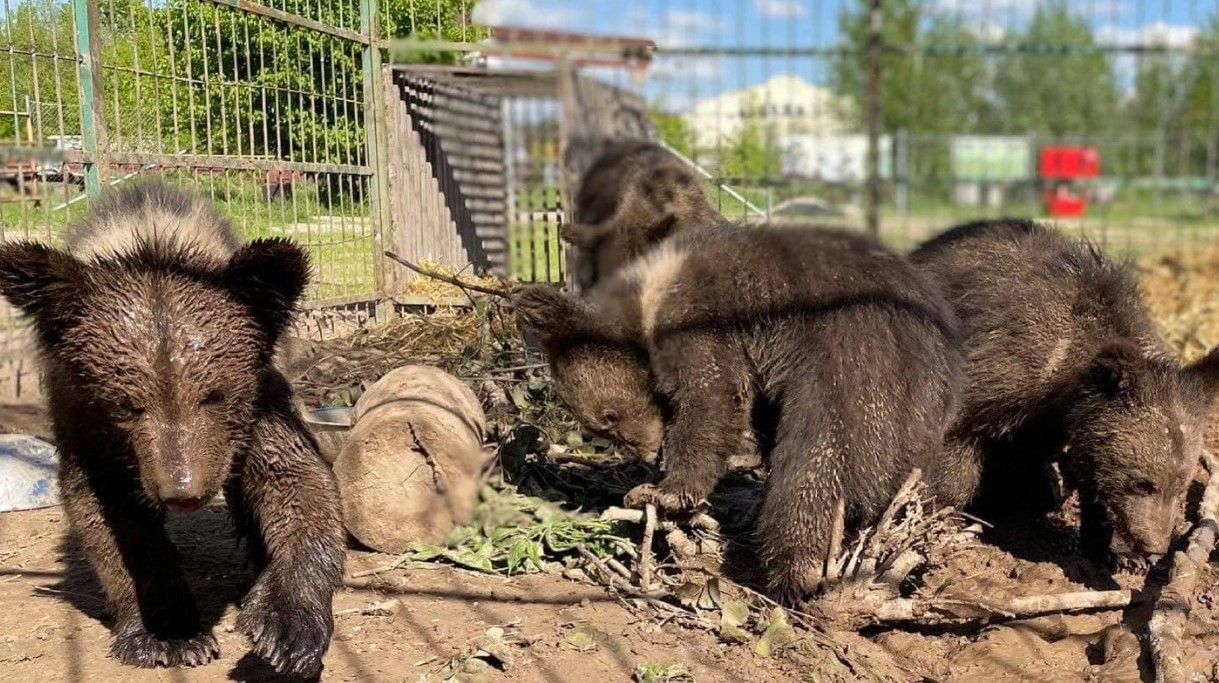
[563, 141, 727, 291]
[516, 226, 979, 602]
[0, 183, 344, 676]
[912, 219, 1219, 566]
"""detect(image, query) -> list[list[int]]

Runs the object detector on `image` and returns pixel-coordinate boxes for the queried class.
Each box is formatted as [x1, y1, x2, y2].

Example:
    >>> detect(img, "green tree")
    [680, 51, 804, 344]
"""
[649, 105, 694, 158]
[830, 0, 923, 134]
[719, 97, 781, 180]
[0, 1, 80, 144]
[992, 2, 1119, 137]
[829, 3, 991, 186]
[160, 0, 486, 166]
[1123, 56, 1186, 177]
[1150, 16, 1219, 179]
[385, 0, 487, 64]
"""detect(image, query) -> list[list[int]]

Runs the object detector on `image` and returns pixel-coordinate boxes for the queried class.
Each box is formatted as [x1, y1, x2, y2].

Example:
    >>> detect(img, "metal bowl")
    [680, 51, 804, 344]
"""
[303, 406, 354, 431]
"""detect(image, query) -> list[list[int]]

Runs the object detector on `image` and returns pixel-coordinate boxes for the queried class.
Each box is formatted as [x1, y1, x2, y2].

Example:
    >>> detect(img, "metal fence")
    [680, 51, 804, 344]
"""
[670, 1, 1219, 254]
[5, 0, 1219, 400]
[394, 0, 1219, 257]
[0, 0, 387, 398]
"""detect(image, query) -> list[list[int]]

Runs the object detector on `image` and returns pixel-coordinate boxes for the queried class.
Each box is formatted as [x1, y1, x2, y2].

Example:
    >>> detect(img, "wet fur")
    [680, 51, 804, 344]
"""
[0, 183, 344, 675]
[911, 219, 1219, 562]
[563, 141, 727, 291]
[517, 225, 976, 601]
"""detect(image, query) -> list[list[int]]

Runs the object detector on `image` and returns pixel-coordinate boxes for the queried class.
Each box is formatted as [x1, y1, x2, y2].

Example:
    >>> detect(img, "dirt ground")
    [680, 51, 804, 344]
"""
[2, 402, 1219, 682]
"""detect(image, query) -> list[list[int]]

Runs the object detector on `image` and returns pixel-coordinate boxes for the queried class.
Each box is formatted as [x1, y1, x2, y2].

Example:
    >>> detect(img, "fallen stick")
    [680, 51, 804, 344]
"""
[639, 504, 657, 592]
[1149, 449, 1219, 683]
[600, 506, 721, 532]
[384, 251, 513, 299]
[820, 588, 1138, 629]
[349, 562, 405, 579]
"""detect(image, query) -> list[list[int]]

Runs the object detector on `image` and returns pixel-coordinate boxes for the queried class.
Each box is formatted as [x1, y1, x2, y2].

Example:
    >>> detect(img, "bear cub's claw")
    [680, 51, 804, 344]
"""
[238, 572, 332, 678]
[110, 620, 220, 668]
[624, 482, 705, 513]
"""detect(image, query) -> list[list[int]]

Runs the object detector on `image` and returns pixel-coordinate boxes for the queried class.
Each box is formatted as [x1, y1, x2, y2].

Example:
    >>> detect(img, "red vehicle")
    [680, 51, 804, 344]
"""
[1040, 146, 1098, 217]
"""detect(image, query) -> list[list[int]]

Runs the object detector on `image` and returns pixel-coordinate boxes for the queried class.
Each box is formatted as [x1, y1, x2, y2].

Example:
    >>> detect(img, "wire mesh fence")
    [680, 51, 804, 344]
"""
[428, 0, 1219, 256]
[0, 0, 388, 398]
[3, 0, 1219, 399]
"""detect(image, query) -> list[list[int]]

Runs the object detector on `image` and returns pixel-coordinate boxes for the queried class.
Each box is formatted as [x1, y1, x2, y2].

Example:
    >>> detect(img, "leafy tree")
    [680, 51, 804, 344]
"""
[992, 2, 1119, 137]
[0, 1, 80, 144]
[718, 97, 781, 180]
[830, 0, 923, 134]
[649, 105, 694, 158]
[385, 0, 487, 64]
[829, 2, 991, 184]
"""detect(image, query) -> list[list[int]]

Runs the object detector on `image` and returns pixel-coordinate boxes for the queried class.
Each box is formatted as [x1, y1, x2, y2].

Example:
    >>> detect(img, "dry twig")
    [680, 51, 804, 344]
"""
[640, 504, 657, 591]
[384, 251, 513, 299]
[805, 468, 1130, 629]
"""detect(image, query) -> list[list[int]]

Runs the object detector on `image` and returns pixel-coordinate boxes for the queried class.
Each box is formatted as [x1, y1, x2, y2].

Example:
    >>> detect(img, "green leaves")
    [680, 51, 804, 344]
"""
[755, 608, 796, 658]
[404, 489, 633, 576]
[633, 662, 695, 683]
[719, 600, 752, 643]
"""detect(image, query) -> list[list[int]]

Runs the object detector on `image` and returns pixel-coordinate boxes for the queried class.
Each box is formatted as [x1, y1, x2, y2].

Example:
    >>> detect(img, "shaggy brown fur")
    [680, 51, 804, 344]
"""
[563, 141, 726, 291]
[544, 340, 666, 464]
[0, 183, 344, 676]
[911, 219, 1219, 564]
[516, 225, 977, 602]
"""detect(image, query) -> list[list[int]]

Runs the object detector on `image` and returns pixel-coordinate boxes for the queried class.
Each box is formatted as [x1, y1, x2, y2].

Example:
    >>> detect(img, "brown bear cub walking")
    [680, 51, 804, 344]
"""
[912, 219, 1219, 565]
[0, 183, 344, 675]
[516, 225, 979, 602]
[563, 141, 728, 291]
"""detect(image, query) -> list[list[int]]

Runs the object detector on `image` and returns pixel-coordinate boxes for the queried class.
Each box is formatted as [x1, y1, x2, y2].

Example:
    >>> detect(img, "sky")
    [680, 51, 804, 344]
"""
[468, 0, 1219, 110]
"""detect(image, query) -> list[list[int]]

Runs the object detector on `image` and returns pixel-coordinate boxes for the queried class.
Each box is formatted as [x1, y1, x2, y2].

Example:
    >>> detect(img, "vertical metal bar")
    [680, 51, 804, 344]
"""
[362, 0, 391, 309]
[864, 0, 882, 238]
[72, 0, 107, 198]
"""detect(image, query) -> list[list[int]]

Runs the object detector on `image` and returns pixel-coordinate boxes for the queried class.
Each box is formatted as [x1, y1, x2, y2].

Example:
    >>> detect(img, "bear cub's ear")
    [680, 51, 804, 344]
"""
[1084, 341, 1146, 397]
[222, 238, 311, 343]
[1180, 344, 1219, 410]
[0, 242, 87, 344]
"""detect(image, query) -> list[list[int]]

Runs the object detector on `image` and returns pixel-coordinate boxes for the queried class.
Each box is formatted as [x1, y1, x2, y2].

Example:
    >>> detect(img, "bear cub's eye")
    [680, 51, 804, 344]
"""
[1132, 479, 1157, 495]
[111, 399, 144, 421]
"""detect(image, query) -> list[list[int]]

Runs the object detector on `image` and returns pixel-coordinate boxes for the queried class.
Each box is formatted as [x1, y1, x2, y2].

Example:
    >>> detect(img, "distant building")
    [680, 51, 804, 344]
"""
[684, 74, 849, 151]
[782, 134, 892, 182]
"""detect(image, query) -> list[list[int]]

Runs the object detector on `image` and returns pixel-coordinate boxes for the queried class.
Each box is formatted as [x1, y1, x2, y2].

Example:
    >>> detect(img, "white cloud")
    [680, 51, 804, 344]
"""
[933, 0, 1041, 15]
[965, 20, 1007, 43]
[470, 0, 578, 29]
[650, 9, 722, 49]
[934, 0, 1125, 17]
[648, 55, 725, 82]
[756, 0, 806, 18]
[1096, 22, 1197, 49]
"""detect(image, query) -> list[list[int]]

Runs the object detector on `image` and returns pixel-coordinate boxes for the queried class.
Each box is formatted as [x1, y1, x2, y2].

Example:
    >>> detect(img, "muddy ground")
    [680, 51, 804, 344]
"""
[2, 409, 1219, 682]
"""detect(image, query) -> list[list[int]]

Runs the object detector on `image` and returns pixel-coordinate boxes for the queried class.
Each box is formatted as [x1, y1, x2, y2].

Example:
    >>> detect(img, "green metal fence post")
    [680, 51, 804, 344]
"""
[72, 0, 108, 199]
[361, 0, 393, 319]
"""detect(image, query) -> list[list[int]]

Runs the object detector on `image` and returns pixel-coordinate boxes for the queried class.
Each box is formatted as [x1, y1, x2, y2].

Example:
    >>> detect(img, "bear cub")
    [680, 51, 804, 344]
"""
[563, 141, 727, 291]
[0, 183, 345, 676]
[517, 225, 979, 602]
[912, 219, 1219, 566]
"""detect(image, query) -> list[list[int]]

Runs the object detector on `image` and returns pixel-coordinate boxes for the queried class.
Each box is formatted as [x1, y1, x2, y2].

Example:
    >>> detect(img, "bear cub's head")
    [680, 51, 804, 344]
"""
[0, 237, 309, 509]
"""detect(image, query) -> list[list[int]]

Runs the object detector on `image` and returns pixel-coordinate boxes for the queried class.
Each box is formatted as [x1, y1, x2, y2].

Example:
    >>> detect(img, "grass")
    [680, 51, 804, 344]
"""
[7, 173, 1219, 298]
[508, 219, 565, 283]
[0, 175, 379, 302]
